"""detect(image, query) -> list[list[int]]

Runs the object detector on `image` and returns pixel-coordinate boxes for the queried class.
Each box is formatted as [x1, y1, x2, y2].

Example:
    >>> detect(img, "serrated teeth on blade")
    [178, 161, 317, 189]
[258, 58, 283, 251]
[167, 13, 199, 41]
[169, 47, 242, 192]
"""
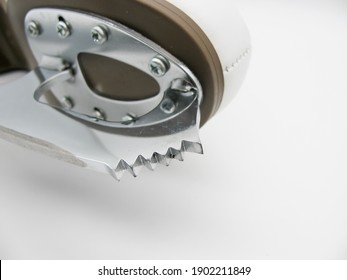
[167, 147, 184, 161]
[132, 155, 154, 176]
[114, 140, 203, 180]
[115, 159, 136, 179]
[153, 152, 170, 166]
[181, 140, 204, 154]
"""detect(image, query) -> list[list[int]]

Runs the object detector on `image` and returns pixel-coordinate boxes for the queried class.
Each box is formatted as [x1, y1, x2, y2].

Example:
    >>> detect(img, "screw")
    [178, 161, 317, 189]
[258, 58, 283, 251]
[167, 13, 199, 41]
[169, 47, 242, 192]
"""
[91, 26, 108, 45]
[56, 21, 71, 38]
[150, 56, 169, 77]
[121, 114, 137, 125]
[60, 96, 74, 110]
[160, 98, 176, 114]
[27, 21, 41, 38]
[93, 108, 106, 121]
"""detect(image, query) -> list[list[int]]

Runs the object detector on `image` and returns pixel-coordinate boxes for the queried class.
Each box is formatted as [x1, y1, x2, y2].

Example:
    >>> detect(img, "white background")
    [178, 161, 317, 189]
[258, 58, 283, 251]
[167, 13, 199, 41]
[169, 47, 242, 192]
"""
[1, 0, 347, 259]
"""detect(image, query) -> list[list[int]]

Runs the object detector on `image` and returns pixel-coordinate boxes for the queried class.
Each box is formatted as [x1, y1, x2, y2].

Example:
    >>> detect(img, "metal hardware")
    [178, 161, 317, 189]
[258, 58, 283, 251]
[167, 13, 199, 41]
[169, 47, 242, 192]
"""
[0, 8, 205, 180]
[171, 79, 197, 96]
[27, 21, 41, 37]
[33, 68, 73, 102]
[61, 96, 74, 110]
[160, 98, 176, 114]
[150, 56, 169, 77]
[121, 114, 137, 125]
[0, 72, 203, 180]
[91, 25, 108, 45]
[25, 8, 203, 129]
[56, 20, 71, 38]
[93, 108, 106, 121]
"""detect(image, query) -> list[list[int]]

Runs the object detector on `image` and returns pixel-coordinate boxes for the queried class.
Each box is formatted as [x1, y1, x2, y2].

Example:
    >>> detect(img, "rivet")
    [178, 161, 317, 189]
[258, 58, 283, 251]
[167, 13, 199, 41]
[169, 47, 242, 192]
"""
[60, 96, 74, 110]
[27, 21, 41, 38]
[56, 20, 71, 38]
[149, 56, 169, 77]
[91, 26, 108, 45]
[94, 108, 106, 121]
[121, 114, 137, 125]
[160, 98, 176, 114]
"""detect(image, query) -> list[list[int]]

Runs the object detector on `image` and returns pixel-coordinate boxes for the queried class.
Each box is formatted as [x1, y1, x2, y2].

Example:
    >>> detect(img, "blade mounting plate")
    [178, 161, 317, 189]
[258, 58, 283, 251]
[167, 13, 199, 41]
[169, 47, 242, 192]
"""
[0, 8, 204, 180]
[25, 8, 203, 128]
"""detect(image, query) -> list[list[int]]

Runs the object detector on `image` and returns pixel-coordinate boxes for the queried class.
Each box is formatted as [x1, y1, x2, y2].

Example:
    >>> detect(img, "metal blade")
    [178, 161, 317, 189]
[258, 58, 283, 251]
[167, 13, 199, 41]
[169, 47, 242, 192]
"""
[0, 71, 203, 180]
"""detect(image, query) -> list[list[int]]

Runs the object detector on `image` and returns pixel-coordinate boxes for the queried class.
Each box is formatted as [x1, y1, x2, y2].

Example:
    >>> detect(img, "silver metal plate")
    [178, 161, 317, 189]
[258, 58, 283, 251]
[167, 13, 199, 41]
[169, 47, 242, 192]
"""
[0, 8, 204, 180]
[25, 8, 203, 128]
[0, 72, 202, 180]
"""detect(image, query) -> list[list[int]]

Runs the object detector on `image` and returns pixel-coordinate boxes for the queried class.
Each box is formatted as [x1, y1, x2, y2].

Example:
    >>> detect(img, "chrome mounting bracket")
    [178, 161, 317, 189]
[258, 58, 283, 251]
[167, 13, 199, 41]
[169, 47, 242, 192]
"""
[25, 8, 203, 128]
[0, 8, 204, 180]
